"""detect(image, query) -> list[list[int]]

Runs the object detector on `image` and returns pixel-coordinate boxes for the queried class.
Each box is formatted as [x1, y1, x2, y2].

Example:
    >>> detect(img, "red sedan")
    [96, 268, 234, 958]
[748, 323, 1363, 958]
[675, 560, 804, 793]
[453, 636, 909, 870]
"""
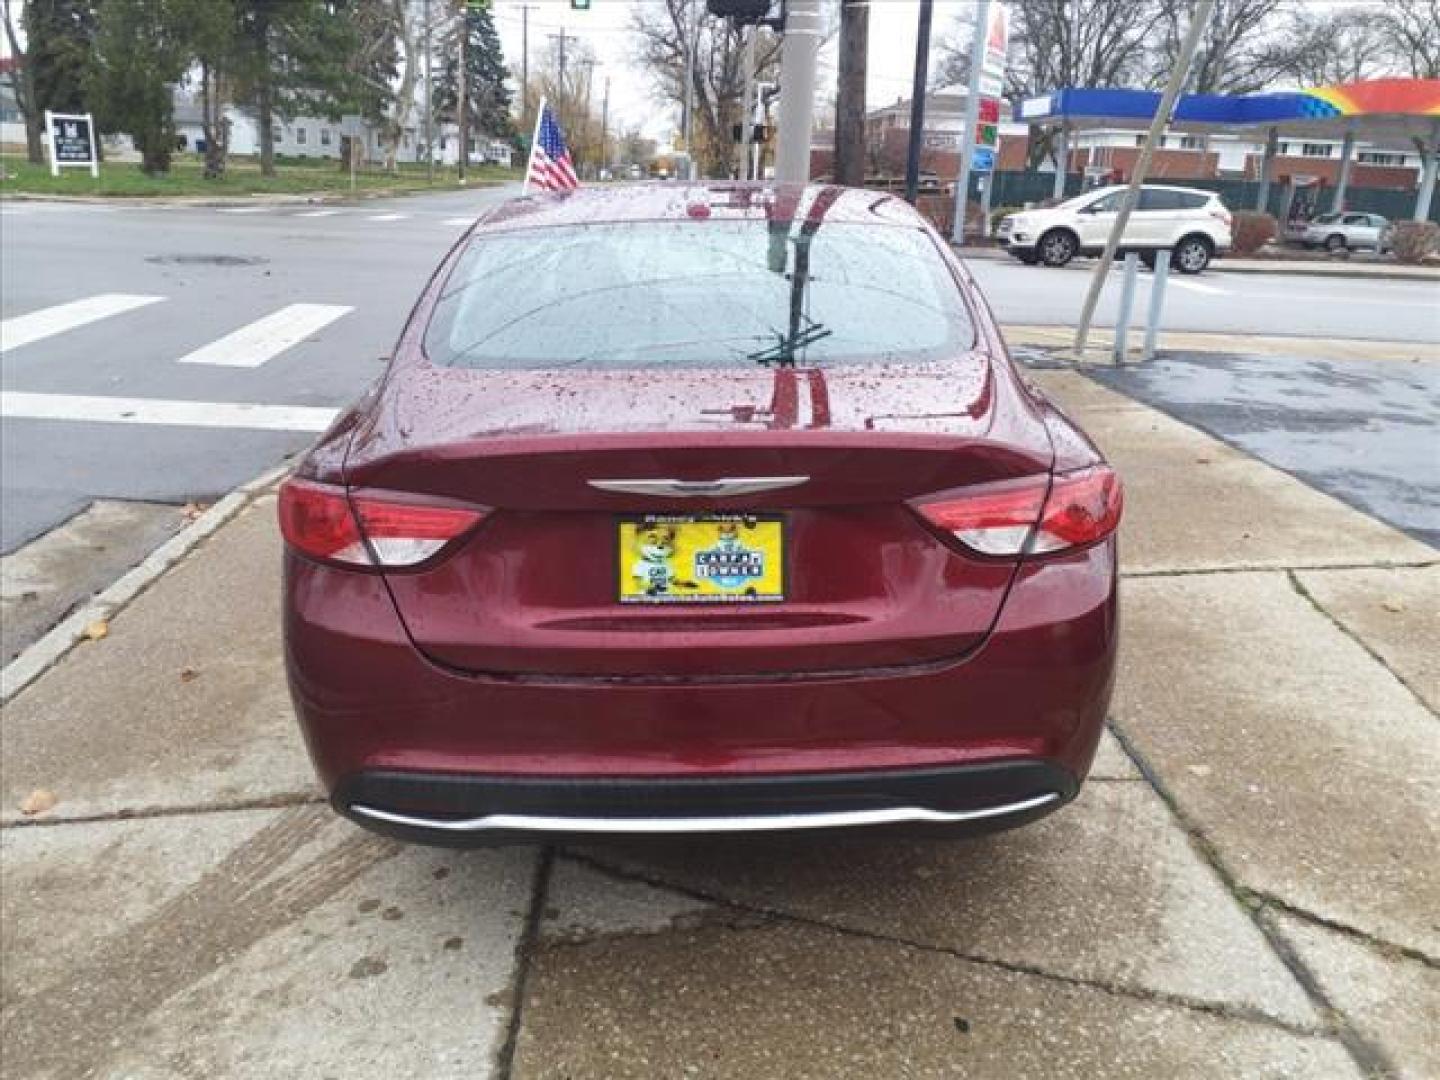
[280, 184, 1121, 844]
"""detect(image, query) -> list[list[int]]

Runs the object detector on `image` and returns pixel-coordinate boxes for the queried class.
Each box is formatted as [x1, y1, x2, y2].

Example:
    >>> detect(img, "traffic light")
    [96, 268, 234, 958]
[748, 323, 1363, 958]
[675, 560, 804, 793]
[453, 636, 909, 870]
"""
[571, 0, 591, 8]
[706, 0, 772, 23]
[464, 0, 489, 9]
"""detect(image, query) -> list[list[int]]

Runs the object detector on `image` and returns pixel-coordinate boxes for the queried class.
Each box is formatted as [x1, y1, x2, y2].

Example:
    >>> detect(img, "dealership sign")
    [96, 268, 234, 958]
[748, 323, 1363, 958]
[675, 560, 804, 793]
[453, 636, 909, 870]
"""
[977, 3, 1010, 99]
[45, 111, 99, 178]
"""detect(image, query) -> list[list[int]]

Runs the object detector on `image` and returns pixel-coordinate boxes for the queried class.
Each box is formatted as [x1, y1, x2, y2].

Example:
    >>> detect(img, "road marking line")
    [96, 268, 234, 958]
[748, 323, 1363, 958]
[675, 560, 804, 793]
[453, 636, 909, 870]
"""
[0, 391, 339, 432]
[1166, 278, 1226, 295]
[176, 303, 353, 368]
[367, 213, 409, 222]
[296, 209, 342, 218]
[217, 206, 271, 214]
[1, 294, 166, 353]
[446, 217, 476, 226]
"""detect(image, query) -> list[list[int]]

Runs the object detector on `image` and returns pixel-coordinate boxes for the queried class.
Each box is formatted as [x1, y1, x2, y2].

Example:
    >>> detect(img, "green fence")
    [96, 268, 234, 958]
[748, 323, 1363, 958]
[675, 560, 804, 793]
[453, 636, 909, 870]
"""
[976, 171, 1439, 224]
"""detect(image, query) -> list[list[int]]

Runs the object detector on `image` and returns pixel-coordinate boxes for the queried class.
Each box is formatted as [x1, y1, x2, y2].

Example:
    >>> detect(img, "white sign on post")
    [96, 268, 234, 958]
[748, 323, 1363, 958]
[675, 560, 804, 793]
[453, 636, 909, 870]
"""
[45, 111, 99, 179]
[977, 4, 1010, 99]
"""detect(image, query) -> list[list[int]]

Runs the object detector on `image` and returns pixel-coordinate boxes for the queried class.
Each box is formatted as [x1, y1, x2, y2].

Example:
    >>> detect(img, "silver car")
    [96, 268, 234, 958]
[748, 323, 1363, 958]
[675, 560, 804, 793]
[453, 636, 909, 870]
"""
[1302, 212, 1391, 253]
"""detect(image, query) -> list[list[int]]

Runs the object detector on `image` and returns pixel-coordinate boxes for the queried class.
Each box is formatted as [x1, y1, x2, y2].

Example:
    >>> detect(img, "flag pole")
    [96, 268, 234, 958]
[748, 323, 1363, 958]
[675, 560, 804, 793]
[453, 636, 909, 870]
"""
[522, 95, 548, 195]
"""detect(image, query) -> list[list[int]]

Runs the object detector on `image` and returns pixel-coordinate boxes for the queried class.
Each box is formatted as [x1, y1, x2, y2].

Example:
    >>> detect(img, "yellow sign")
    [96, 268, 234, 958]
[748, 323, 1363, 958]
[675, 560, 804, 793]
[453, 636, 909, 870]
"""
[618, 515, 785, 604]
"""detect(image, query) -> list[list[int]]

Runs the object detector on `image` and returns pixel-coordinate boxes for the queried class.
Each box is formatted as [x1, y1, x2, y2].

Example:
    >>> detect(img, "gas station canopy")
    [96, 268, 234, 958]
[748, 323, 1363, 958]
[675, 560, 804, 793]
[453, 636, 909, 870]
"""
[1015, 78, 1440, 152]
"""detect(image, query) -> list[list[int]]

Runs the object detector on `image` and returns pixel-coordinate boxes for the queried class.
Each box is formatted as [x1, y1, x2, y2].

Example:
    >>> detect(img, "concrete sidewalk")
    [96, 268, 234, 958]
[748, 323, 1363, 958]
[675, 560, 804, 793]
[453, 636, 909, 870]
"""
[2, 369, 1436, 1078]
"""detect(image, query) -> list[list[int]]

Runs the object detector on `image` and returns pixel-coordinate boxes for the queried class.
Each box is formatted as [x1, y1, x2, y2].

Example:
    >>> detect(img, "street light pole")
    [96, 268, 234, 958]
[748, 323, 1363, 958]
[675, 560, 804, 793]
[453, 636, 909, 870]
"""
[682, 0, 696, 178]
[457, 2, 467, 183]
[601, 75, 610, 177]
[949, 0, 989, 238]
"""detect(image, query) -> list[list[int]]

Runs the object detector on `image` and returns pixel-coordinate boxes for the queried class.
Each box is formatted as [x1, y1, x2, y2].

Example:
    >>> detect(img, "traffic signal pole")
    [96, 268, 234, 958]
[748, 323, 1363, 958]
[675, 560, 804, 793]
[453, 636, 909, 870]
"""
[774, 0, 821, 183]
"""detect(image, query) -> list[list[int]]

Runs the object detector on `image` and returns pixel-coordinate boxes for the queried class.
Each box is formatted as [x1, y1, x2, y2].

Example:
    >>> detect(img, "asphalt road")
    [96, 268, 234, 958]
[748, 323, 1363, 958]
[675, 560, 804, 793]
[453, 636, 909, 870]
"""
[1, 186, 516, 551]
[2, 185, 1436, 553]
[966, 256, 1440, 344]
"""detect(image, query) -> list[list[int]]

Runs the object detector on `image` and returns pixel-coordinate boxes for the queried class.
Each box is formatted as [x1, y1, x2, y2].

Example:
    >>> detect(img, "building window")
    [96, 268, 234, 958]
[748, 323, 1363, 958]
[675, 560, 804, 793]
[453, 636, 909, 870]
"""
[1135, 134, 1145, 147]
[320, 128, 331, 146]
[296, 127, 307, 145]
[1358, 151, 1403, 166]
[1278, 142, 1291, 156]
[1177, 135, 1201, 150]
[1301, 142, 1330, 158]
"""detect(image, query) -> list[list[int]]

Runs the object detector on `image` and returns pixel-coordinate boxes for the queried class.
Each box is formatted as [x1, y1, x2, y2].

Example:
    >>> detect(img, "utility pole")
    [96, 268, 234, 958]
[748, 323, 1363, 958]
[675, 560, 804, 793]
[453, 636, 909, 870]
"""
[457, 2, 467, 183]
[834, 0, 868, 187]
[578, 57, 598, 174]
[735, 27, 757, 180]
[950, 0, 989, 238]
[601, 75, 610, 177]
[519, 4, 538, 135]
[902, 0, 934, 203]
[424, 0, 434, 181]
[1074, 0, 1215, 359]
[774, 0, 822, 183]
[549, 29, 569, 133]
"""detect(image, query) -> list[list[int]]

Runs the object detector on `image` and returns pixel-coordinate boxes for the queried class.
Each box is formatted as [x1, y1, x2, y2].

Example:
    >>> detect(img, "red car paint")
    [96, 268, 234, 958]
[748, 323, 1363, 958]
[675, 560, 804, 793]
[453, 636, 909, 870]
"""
[281, 183, 1121, 844]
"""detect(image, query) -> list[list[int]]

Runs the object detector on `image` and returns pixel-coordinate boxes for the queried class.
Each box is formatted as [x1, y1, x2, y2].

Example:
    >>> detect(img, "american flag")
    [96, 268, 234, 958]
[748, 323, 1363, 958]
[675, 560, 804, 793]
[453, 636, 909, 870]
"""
[524, 100, 578, 193]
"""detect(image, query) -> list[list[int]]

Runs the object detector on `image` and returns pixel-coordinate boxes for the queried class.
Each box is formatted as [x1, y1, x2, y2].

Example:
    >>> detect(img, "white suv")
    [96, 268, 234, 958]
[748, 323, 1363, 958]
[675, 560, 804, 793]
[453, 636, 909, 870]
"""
[997, 185, 1233, 274]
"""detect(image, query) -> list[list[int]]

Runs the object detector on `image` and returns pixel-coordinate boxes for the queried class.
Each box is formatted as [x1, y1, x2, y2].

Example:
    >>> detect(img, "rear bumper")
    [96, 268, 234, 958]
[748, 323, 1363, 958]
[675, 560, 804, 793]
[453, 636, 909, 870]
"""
[285, 540, 1118, 842]
[335, 761, 1077, 845]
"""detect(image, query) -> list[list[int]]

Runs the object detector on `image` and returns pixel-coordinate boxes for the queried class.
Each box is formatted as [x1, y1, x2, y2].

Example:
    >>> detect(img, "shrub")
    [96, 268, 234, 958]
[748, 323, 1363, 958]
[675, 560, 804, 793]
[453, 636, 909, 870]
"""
[990, 205, 1023, 233]
[1388, 220, 1440, 264]
[1230, 211, 1277, 256]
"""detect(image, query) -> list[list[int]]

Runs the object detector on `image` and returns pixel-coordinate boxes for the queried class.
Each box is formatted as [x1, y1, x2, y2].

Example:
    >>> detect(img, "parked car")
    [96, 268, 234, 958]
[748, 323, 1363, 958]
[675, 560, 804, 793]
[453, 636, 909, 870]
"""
[281, 183, 1122, 846]
[997, 184, 1233, 273]
[1300, 211, 1391, 252]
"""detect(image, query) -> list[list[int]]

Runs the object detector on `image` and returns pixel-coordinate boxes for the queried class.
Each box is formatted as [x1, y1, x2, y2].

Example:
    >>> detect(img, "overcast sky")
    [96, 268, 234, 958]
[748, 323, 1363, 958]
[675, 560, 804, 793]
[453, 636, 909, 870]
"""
[491, 0, 980, 144]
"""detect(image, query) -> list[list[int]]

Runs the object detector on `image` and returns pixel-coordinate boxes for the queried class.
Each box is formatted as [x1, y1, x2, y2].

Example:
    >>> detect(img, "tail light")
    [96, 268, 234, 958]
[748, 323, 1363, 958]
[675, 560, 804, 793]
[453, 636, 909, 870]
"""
[914, 466, 1122, 558]
[278, 478, 484, 569]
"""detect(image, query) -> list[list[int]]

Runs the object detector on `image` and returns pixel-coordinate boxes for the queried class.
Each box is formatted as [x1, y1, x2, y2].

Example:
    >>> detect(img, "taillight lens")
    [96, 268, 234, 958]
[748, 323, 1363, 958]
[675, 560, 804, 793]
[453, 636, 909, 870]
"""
[278, 478, 483, 568]
[914, 466, 1122, 557]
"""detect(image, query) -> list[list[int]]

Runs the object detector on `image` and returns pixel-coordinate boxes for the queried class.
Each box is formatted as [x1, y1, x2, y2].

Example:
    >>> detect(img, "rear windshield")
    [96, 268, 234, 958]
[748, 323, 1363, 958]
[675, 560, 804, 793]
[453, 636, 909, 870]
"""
[424, 220, 976, 369]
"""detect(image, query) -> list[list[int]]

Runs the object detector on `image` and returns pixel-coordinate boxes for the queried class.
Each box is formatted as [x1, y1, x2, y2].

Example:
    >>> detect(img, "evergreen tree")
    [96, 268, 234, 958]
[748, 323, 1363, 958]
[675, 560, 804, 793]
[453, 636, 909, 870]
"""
[88, 0, 189, 174]
[434, 5, 512, 156]
[3, 0, 99, 164]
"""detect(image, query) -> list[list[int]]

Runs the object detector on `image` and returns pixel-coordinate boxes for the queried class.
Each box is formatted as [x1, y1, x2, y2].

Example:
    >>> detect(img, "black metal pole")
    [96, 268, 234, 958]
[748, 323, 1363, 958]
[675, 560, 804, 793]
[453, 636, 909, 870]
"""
[903, 0, 934, 204]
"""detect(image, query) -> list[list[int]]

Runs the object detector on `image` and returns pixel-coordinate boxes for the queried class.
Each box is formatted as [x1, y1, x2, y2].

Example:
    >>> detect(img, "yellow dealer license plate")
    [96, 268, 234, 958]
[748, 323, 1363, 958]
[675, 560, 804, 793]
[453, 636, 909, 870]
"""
[618, 514, 785, 604]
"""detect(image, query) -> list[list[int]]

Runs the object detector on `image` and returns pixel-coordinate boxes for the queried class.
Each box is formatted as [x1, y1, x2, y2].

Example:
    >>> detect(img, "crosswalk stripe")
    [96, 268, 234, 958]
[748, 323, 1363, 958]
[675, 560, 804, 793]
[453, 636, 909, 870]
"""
[367, 213, 408, 222]
[296, 209, 342, 218]
[0, 391, 338, 432]
[176, 303, 353, 368]
[1, 294, 166, 353]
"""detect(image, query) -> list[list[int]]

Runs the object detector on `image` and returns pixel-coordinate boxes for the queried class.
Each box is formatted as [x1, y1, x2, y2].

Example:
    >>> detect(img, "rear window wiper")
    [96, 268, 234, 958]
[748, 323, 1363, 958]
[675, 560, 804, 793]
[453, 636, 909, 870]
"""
[746, 322, 833, 366]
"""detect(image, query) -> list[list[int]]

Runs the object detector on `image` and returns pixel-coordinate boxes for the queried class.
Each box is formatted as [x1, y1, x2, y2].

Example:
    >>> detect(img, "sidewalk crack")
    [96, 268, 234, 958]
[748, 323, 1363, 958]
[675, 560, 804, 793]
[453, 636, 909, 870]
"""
[1252, 892, 1440, 972]
[557, 849, 1335, 1045]
[0, 792, 325, 830]
[1286, 569, 1437, 719]
[1105, 721, 1401, 1079]
[1122, 558, 1438, 580]
[493, 846, 554, 1080]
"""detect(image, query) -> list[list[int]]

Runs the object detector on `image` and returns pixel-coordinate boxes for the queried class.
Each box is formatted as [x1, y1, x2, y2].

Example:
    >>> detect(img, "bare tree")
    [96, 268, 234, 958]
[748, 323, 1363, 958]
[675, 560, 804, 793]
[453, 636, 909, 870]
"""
[1144, 0, 1289, 94]
[1272, 6, 1387, 86]
[631, 2, 781, 178]
[1375, 0, 1440, 77]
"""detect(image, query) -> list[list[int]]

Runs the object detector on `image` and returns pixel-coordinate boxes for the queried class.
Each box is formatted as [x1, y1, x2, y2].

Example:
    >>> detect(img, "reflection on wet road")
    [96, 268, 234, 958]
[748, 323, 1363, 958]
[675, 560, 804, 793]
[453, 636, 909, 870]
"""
[1088, 352, 1440, 548]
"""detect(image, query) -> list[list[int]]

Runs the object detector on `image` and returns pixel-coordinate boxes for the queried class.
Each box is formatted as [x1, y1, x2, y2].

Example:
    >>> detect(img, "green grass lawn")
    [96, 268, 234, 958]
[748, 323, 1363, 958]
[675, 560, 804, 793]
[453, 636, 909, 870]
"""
[0, 153, 520, 198]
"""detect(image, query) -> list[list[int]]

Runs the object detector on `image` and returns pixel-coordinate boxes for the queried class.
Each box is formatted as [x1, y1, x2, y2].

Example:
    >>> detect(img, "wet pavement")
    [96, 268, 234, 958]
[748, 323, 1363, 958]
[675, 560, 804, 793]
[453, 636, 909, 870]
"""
[1086, 351, 1440, 549]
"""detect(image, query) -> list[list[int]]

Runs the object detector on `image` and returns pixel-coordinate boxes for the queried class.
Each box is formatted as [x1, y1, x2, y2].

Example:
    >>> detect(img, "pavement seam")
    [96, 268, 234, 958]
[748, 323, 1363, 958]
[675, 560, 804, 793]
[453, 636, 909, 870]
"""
[494, 847, 555, 1080]
[0, 792, 325, 831]
[1252, 890, 1440, 973]
[556, 850, 1337, 1045]
[1103, 720, 1401, 1079]
[1285, 568, 1438, 720]
[1121, 558, 1439, 580]
[0, 463, 289, 705]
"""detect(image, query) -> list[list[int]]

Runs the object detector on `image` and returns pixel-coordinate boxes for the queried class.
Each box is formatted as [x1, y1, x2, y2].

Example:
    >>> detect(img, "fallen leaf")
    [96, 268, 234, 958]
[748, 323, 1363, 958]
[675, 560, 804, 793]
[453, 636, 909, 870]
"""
[1381, 597, 1405, 613]
[19, 789, 57, 816]
[181, 502, 210, 521]
[83, 620, 109, 641]
[180, 668, 200, 683]
[1195, 455, 1213, 465]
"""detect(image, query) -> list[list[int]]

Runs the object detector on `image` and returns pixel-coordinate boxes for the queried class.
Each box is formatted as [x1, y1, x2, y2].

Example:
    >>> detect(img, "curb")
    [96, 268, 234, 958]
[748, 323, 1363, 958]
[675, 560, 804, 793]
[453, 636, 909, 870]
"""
[0, 464, 288, 705]
[0, 178, 516, 209]
[953, 245, 1440, 283]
